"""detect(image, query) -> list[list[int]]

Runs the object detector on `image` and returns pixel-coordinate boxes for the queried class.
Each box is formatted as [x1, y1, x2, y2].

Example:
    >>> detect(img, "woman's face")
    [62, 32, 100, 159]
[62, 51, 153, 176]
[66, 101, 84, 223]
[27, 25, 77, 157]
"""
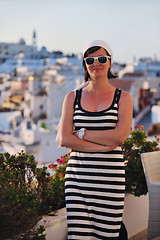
[85, 47, 111, 80]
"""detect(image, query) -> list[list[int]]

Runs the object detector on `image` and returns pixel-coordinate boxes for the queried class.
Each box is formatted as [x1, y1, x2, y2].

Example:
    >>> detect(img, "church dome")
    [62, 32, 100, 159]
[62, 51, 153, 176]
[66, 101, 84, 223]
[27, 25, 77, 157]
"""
[18, 38, 26, 45]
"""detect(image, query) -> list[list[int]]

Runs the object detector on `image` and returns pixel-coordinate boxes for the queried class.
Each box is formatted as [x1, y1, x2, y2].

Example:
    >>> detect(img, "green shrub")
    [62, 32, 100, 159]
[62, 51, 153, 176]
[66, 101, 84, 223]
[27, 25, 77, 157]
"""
[122, 125, 160, 196]
[41, 123, 46, 129]
[13, 225, 46, 240]
[0, 151, 54, 239]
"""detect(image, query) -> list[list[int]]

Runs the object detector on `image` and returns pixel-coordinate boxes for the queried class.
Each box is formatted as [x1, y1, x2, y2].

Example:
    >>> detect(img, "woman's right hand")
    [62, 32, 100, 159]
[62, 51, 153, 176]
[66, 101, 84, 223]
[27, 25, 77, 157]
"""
[99, 144, 118, 152]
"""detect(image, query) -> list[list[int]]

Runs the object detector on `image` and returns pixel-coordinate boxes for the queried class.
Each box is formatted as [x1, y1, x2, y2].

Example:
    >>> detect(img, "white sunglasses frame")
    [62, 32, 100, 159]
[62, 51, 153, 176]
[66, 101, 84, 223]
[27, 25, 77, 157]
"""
[84, 55, 111, 65]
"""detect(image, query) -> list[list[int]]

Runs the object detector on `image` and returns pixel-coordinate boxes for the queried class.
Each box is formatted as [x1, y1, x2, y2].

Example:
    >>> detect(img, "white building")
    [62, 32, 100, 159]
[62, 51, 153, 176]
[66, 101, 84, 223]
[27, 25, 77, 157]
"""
[0, 38, 37, 58]
[118, 57, 160, 79]
[23, 74, 47, 120]
[0, 117, 68, 164]
[0, 30, 49, 63]
[0, 73, 11, 104]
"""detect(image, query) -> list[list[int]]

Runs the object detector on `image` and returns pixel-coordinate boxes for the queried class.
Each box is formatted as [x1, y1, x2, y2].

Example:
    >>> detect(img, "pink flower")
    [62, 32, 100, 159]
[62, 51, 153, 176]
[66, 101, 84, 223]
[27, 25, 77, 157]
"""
[57, 158, 66, 165]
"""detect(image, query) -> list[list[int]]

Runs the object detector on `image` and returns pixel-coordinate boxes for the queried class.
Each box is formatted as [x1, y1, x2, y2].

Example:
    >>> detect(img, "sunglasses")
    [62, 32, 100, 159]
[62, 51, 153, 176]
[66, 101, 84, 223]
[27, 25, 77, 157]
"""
[84, 56, 111, 66]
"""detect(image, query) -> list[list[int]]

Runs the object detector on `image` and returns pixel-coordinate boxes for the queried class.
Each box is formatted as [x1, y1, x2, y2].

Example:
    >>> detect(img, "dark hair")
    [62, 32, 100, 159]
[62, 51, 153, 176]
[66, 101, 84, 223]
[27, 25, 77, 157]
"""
[82, 46, 117, 82]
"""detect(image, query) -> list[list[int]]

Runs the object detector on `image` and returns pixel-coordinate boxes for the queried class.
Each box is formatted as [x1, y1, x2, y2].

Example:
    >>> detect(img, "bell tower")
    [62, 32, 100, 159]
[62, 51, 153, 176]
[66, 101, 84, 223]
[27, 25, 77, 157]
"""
[32, 30, 37, 48]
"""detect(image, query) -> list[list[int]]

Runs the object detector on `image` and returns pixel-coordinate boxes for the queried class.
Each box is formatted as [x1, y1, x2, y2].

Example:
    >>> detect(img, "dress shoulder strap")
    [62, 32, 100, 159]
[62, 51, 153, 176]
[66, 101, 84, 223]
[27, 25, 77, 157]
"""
[114, 88, 122, 105]
[73, 89, 81, 110]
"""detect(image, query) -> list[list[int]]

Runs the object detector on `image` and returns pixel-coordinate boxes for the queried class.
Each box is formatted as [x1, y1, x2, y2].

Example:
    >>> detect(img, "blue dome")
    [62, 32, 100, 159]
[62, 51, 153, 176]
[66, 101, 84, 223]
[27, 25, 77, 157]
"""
[41, 46, 47, 51]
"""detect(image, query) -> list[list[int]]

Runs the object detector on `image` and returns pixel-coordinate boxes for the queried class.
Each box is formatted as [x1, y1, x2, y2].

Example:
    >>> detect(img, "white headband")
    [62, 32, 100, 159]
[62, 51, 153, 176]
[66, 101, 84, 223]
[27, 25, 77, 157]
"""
[83, 40, 113, 63]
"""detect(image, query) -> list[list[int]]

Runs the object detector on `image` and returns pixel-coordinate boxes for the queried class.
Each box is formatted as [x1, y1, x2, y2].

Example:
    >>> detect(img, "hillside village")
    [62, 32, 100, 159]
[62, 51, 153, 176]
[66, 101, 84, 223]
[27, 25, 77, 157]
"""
[0, 31, 160, 164]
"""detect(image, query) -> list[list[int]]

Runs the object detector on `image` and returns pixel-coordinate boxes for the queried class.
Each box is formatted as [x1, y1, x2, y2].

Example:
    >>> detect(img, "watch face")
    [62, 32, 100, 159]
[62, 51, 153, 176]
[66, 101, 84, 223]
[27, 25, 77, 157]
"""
[78, 128, 85, 139]
[79, 130, 83, 138]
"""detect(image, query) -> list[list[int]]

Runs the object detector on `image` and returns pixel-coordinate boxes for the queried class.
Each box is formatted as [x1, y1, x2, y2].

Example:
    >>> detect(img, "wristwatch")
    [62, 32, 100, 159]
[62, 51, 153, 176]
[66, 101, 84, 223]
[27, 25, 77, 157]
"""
[77, 128, 86, 140]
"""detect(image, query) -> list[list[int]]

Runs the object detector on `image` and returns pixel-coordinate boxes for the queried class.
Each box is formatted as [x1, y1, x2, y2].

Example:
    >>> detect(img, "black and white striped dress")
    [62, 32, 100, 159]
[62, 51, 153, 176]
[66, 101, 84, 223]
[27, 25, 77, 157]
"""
[65, 88, 125, 240]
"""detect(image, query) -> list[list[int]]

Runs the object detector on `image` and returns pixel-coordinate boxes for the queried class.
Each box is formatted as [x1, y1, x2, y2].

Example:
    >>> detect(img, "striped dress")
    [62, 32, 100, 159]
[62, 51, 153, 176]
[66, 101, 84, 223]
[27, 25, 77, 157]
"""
[65, 88, 125, 240]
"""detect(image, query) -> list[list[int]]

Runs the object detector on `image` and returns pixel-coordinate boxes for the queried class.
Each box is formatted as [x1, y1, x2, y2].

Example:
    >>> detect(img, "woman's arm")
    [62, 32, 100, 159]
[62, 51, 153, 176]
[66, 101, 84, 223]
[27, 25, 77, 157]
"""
[82, 91, 133, 146]
[59, 91, 115, 152]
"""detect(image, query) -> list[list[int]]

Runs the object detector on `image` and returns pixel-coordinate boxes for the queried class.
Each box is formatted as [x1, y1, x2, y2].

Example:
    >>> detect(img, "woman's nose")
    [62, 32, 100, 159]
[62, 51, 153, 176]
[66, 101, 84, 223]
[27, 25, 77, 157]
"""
[93, 59, 100, 66]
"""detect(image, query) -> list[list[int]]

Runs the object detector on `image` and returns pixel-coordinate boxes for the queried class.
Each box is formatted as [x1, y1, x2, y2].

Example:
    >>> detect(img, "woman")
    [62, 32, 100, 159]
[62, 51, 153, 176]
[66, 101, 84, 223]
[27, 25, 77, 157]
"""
[59, 40, 133, 239]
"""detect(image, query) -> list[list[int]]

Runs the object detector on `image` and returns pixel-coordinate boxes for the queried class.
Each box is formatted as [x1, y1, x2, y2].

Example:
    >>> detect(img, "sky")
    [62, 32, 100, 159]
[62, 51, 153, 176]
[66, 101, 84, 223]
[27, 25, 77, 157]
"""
[0, 0, 160, 64]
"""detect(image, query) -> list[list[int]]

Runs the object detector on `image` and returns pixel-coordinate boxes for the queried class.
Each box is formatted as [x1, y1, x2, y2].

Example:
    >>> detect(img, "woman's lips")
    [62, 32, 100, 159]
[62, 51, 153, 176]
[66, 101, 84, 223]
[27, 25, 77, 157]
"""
[93, 68, 102, 71]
